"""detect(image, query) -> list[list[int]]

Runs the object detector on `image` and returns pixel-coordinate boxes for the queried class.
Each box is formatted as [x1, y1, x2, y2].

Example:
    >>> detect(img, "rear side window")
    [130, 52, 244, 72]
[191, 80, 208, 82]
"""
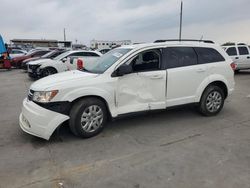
[226, 47, 237, 56]
[164, 47, 197, 69]
[195, 47, 225, 64]
[238, 47, 249, 55]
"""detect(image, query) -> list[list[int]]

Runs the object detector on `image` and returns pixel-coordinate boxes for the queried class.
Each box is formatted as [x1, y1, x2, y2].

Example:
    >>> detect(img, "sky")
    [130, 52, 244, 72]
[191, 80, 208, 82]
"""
[0, 0, 250, 46]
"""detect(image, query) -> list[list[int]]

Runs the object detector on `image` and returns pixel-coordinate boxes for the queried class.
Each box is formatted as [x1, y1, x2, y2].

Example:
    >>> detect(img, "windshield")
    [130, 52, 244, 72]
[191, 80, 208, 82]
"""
[85, 48, 132, 74]
[53, 50, 70, 60]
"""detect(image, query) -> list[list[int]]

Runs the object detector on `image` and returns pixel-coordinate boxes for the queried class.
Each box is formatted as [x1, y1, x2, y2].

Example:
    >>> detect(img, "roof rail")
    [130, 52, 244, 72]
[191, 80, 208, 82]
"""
[154, 39, 214, 44]
[237, 43, 246, 45]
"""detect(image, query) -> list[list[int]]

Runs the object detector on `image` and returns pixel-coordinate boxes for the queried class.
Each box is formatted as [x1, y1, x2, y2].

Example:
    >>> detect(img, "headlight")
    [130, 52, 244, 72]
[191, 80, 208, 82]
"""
[33, 90, 58, 103]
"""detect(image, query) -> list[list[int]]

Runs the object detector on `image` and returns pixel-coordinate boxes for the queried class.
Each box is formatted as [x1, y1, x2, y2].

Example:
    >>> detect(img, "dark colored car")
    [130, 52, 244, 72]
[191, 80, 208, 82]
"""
[21, 49, 67, 70]
[11, 49, 51, 68]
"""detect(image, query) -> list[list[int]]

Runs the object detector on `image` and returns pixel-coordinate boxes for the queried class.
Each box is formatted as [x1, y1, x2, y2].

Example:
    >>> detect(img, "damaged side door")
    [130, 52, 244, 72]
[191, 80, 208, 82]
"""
[115, 49, 167, 115]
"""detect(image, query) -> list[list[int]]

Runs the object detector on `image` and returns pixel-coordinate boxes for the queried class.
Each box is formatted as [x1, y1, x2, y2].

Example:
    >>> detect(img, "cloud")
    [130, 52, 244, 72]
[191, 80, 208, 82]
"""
[0, 0, 250, 45]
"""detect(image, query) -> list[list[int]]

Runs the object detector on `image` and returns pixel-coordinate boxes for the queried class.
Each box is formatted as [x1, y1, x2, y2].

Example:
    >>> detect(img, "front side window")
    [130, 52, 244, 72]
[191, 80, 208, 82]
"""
[238, 47, 249, 55]
[129, 50, 160, 72]
[164, 47, 197, 69]
[195, 47, 225, 64]
[226, 47, 237, 56]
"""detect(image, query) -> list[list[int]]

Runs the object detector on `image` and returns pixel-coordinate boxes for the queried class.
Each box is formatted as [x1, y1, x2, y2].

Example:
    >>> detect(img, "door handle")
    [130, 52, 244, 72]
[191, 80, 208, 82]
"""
[247, 56, 250, 59]
[150, 75, 163, 79]
[196, 68, 206, 73]
[235, 57, 239, 59]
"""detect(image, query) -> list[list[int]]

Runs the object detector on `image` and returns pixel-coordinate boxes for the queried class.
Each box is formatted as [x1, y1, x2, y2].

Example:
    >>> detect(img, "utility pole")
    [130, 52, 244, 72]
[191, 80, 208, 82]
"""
[63, 28, 66, 41]
[179, 1, 183, 41]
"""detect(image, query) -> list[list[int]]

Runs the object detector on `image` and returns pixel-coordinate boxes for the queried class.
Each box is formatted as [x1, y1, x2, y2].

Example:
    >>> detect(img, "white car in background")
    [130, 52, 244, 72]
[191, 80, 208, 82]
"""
[223, 43, 250, 72]
[20, 40, 235, 140]
[9, 49, 27, 58]
[27, 50, 102, 78]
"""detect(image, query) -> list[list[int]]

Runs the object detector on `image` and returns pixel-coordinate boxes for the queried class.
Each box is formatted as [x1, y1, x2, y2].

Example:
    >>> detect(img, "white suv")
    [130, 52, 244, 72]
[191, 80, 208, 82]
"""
[223, 43, 250, 72]
[19, 40, 235, 140]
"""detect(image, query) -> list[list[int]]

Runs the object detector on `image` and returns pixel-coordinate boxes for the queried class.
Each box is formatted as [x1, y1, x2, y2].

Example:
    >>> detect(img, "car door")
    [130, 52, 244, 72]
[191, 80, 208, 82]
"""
[225, 47, 239, 66]
[115, 49, 167, 115]
[237, 46, 250, 69]
[164, 47, 208, 107]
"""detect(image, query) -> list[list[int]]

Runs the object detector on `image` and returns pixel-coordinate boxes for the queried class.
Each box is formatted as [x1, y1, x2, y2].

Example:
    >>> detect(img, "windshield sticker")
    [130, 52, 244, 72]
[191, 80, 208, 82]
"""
[112, 52, 123, 58]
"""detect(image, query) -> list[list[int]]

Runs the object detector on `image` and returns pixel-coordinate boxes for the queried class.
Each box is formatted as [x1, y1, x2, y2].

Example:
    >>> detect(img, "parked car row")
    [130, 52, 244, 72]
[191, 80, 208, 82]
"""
[19, 40, 235, 140]
[27, 50, 102, 78]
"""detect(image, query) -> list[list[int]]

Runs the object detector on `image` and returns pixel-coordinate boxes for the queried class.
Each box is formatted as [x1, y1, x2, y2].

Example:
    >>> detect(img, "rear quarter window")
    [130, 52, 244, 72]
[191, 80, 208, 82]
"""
[195, 47, 225, 64]
[238, 47, 249, 55]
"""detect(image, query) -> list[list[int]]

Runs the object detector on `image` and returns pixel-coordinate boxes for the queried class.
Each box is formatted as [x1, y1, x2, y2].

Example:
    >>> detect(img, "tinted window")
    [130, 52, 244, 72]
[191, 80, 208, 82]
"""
[130, 50, 160, 72]
[226, 47, 237, 56]
[33, 50, 50, 56]
[195, 47, 225, 64]
[69, 52, 99, 57]
[238, 47, 249, 55]
[164, 47, 197, 69]
[84, 52, 100, 57]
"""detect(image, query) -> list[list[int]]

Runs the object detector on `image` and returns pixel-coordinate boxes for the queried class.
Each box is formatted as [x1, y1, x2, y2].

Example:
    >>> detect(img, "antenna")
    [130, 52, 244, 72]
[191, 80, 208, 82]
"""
[200, 35, 203, 41]
[63, 28, 66, 41]
[179, 1, 183, 40]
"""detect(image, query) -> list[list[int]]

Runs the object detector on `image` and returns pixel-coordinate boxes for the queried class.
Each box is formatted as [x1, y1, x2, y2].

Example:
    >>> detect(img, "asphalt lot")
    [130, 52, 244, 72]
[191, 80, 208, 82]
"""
[0, 69, 250, 188]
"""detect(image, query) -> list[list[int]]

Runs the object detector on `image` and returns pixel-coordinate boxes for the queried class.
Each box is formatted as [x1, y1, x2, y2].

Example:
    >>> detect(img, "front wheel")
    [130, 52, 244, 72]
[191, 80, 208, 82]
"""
[69, 98, 108, 138]
[198, 85, 225, 116]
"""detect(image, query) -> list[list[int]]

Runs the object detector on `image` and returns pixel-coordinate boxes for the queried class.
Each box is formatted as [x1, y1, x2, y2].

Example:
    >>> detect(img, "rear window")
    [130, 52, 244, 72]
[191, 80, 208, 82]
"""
[238, 47, 249, 55]
[226, 47, 237, 56]
[195, 47, 225, 64]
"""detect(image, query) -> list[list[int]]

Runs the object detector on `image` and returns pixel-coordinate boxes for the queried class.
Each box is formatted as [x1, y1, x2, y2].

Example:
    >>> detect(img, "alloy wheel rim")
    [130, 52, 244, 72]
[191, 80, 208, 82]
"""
[80, 105, 103, 133]
[206, 91, 222, 113]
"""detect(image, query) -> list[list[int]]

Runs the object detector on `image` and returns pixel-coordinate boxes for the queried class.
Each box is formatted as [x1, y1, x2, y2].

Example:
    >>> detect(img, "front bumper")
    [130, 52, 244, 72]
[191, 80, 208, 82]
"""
[19, 98, 69, 140]
[28, 65, 42, 78]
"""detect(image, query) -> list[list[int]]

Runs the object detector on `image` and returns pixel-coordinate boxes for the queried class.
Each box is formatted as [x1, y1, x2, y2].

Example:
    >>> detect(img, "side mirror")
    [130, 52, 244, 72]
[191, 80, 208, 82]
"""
[62, 58, 67, 62]
[113, 64, 133, 77]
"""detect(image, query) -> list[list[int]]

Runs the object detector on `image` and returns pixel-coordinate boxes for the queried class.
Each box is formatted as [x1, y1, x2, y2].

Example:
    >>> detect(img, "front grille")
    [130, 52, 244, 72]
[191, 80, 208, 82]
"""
[28, 89, 34, 101]
[28, 64, 40, 70]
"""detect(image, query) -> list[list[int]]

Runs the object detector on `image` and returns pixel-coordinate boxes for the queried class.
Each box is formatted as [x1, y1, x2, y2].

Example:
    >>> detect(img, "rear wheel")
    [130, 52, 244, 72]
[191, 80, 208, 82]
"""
[41, 67, 57, 77]
[69, 98, 108, 138]
[198, 85, 225, 116]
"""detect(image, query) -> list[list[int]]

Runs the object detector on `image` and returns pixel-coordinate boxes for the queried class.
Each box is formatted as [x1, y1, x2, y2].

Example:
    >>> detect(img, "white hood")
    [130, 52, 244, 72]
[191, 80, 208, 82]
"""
[30, 70, 99, 91]
[28, 58, 56, 65]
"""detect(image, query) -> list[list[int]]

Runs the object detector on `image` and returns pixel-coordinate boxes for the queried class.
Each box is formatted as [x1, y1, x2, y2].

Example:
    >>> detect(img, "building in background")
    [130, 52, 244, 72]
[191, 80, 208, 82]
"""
[90, 40, 132, 50]
[11, 39, 72, 50]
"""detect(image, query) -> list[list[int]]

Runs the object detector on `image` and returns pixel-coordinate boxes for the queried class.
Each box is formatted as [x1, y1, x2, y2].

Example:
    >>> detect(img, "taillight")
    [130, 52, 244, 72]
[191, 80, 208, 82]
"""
[230, 62, 236, 71]
[77, 59, 84, 70]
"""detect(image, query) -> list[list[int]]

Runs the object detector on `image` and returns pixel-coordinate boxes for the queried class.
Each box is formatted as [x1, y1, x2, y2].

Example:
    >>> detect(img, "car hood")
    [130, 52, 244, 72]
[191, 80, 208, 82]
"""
[12, 55, 29, 61]
[28, 58, 55, 65]
[30, 70, 99, 91]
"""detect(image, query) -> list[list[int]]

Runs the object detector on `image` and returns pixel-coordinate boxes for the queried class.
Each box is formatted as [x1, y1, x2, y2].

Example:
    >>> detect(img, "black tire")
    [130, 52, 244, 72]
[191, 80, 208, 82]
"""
[69, 98, 108, 138]
[41, 67, 57, 77]
[198, 85, 225, 116]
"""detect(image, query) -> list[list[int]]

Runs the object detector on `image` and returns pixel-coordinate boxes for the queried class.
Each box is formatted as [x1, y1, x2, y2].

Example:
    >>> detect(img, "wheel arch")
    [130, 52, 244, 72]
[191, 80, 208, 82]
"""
[70, 95, 113, 120]
[197, 80, 228, 103]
